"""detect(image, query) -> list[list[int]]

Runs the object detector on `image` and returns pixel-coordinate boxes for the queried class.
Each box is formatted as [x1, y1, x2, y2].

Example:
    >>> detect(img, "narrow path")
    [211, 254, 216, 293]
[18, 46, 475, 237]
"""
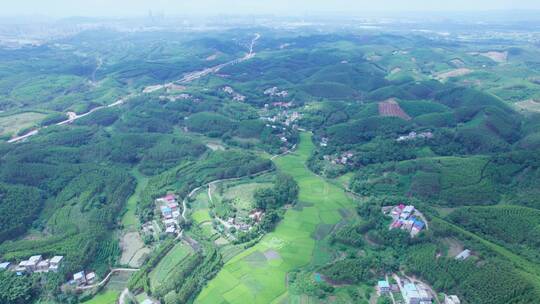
[118, 288, 131, 304]
[386, 274, 397, 304]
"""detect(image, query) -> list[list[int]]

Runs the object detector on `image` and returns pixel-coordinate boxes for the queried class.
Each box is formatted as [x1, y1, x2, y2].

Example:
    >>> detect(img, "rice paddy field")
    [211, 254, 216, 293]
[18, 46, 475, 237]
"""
[195, 133, 356, 303]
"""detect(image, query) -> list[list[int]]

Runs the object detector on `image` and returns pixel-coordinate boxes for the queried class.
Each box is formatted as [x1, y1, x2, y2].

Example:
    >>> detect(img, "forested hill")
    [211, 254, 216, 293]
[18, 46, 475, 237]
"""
[1, 25, 540, 304]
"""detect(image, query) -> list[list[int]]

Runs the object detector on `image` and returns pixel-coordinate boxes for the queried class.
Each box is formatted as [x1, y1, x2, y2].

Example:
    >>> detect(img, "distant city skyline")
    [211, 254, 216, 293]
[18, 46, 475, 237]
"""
[2, 0, 540, 18]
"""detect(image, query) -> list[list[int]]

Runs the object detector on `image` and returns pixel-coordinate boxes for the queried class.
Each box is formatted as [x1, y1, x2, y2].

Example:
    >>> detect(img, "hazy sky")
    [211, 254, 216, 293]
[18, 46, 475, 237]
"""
[2, 0, 540, 17]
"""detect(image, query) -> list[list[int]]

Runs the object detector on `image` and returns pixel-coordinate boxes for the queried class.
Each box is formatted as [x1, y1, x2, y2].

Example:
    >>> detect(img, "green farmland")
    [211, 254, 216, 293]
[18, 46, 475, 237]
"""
[196, 133, 356, 303]
[149, 242, 194, 291]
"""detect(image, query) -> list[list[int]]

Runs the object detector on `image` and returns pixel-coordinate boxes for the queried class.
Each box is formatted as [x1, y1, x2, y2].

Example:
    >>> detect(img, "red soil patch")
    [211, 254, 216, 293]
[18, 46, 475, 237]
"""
[378, 99, 411, 120]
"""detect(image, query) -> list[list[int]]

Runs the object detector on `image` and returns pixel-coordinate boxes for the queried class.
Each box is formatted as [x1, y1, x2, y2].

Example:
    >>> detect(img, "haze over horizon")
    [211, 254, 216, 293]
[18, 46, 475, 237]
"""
[2, 0, 540, 18]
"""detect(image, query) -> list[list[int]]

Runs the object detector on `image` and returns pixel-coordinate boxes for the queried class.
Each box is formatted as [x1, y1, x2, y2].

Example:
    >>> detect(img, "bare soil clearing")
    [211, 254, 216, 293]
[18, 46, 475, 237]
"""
[436, 68, 473, 81]
[515, 99, 540, 113]
[480, 51, 508, 63]
[378, 98, 411, 120]
[120, 232, 149, 267]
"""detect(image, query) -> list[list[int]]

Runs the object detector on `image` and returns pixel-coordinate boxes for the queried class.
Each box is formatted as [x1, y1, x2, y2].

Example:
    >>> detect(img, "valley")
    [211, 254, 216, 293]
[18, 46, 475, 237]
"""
[1, 12, 540, 304]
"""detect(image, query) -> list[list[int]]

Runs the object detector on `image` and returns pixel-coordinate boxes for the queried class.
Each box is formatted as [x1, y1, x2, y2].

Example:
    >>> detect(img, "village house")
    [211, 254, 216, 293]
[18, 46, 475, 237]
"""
[49, 256, 64, 272]
[377, 280, 391, 295]
[156, 194, 182, 235]
[397, 131, 434, 142]
[264, 87, 289, 98]
[223, 86, 234, 94]
[161, 206, 173, 219]
[36, 259, 50, 273]
[249, 210, 264, 223]
[157, 194, 177, 205]
[445, 295, 461, 304]
[73, 271, 86, 286]
[11, 254, 64, 275]
[455, 249, 471, 261]
[401, 282, 432, 304]
[16, 255, 43, 273]
[272, 101, 293, 108]
[388, 204, 427, 237]
[0, 262, 10, 271]
[85, 272, 97, 284]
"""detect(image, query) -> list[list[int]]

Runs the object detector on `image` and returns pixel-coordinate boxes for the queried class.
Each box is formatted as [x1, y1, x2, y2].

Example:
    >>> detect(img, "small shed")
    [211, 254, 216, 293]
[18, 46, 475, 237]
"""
[455, 249, 471, 261]
[0, 262, 10, 270]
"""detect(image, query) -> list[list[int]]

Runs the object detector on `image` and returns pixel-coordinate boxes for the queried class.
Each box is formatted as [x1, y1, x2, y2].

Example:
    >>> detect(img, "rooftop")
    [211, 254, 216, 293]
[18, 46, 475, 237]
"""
[29, 255, 42, 263]
[74, 271, 85, 280]
[378, 280, 390, 288]
[50, 256, 64, 264]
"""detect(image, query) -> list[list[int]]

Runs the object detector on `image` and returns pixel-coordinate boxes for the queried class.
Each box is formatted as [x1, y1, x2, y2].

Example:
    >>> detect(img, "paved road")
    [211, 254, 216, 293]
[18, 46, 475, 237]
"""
[8, 33, 261, 144]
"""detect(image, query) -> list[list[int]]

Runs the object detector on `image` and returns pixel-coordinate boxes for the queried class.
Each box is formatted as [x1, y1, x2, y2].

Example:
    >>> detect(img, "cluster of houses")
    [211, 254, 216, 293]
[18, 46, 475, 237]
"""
[159, 93, 192, 102]
[397, 131, 434, 142]
[222, 86, 246, 102]
[378, 275, 462, 304]
[72, 270, 97, 286]
[0, 255, 64, 275]
[217, 210, 265, 235]
[320, 137, 329, 147]
[378, 278, 437, 304]
[323, 151, 354, 166]
[386, 204, 426, 237]
[264, 87, 289, 98]
[157, 194, 181, 235]
[262, 110, 300, 127]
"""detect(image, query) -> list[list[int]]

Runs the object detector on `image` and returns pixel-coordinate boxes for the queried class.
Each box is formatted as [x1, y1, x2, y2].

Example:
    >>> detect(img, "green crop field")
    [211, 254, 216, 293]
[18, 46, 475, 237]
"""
[193, 209, 213, 224]
[196, 133, 356, 303]
[122, 168, 149, 228]
[81, 291, 120, 304]
[149, 242, 194, 290]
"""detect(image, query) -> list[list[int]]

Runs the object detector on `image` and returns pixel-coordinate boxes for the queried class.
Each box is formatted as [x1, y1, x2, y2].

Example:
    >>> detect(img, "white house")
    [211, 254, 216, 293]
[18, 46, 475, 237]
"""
[402, 283, 432, 304]
[455, 249, 471, 261]
[74, 271, 86, 285]
[445, 295, 461, 304]
[49, 256, 63, 272]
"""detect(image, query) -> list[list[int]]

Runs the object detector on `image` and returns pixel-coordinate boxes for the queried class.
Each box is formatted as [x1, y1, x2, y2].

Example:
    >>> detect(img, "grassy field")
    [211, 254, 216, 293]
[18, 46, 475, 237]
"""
[223, 182, 273, 211]
[196, 133, 356, 303]
[121, 168, 149, 228]
[149, 242, 193, 290]
[0, 111, 46, 136]
[193, 209, 213, 224]
[81, 291, 120, 304]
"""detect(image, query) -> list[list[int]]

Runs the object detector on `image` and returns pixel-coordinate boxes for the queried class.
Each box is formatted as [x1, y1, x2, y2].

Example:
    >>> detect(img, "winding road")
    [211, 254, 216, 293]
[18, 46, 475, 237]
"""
[7, 33, 261, 144]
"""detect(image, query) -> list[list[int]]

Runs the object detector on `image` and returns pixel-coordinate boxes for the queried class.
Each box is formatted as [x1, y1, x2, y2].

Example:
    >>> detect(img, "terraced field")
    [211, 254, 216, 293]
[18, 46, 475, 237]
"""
[149, 242, 194, 291]
[196, 133, 356, 303]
